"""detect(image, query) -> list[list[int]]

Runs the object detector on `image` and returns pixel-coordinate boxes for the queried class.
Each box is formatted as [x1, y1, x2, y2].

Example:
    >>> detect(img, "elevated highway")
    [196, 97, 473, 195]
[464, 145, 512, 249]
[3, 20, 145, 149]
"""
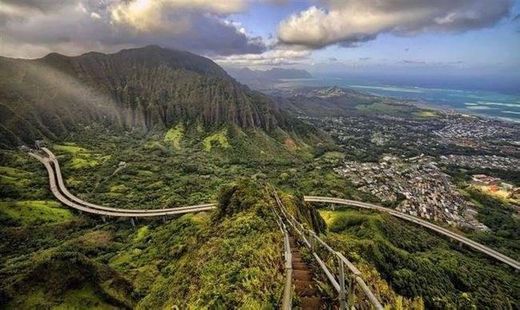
[29, 151, 216, 218]
[304, 196, 520, 270]
[29, 148, 519, 270]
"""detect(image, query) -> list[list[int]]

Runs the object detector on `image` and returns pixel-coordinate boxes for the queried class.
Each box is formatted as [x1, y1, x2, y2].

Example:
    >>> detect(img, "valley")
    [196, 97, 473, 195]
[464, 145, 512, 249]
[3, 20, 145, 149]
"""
[1, 46, 519, 309]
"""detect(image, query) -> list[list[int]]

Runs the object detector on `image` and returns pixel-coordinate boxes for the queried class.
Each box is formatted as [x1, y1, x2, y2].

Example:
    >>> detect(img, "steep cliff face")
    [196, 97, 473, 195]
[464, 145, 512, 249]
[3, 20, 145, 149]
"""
[0, 46, 290, 146]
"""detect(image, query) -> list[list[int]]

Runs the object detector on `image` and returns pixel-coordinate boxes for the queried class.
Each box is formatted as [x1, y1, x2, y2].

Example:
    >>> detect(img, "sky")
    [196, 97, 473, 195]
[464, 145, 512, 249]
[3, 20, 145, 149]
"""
[1, 0, 519, 80]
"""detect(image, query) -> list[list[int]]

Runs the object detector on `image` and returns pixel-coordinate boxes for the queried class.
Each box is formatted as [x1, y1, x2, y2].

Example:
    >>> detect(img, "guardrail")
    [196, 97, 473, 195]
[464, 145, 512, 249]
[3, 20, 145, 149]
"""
[272, 207, 292, 310]
[273, 191, 384, 310]
[304, 196, 520, 271]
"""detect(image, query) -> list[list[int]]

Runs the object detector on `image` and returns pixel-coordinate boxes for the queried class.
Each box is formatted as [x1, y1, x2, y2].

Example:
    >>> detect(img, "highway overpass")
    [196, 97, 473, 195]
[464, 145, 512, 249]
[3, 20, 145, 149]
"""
[29, 151, 216, 218]
[304, 196, 520, 270]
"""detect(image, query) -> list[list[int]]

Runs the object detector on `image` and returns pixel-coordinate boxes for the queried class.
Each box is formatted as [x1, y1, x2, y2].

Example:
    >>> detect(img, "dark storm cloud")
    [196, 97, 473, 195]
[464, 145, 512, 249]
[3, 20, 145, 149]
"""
[278, 0, 514, 49]
[0, 0, 266, 58]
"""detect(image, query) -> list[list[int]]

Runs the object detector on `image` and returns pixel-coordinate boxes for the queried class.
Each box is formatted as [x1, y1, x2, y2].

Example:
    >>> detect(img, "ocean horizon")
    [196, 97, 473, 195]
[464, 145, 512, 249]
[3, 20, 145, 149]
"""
[275, 77, 520, 123]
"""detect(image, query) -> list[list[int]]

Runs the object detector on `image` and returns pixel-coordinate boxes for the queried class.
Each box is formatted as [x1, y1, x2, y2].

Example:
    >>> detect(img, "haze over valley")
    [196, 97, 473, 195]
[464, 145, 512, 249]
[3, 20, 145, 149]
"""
[0, 0, 519, 309]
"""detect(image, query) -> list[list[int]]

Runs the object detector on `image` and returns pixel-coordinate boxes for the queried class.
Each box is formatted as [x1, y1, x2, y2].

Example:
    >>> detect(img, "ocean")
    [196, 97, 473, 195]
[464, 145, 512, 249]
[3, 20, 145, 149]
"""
[275, 77, 520, 123]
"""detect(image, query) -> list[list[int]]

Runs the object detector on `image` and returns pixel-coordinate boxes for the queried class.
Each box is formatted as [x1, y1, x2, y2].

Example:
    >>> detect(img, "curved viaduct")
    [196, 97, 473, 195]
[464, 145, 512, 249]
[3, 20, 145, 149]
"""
[304, 196, 520, 270]
[29, 150, 216, 218]
[29, 149, 519, 270]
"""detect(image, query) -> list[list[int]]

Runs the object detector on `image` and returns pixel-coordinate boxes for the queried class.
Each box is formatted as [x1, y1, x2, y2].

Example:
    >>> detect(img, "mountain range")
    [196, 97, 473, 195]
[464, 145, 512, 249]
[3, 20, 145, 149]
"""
[0, 46, 306, 147]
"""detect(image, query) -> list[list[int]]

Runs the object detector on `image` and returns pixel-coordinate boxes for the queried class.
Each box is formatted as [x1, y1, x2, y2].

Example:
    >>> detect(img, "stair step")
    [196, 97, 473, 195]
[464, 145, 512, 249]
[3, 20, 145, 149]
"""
[287, 234, 323, 309]
[294, 284, 318, 296]
[293, 262, 308, 270]
[294, 271, 313, 281]
[300, 296, 322, 310]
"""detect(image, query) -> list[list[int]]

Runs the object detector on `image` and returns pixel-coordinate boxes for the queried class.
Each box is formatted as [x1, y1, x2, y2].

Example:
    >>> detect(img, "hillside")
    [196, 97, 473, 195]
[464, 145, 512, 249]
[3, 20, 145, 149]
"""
[0, 46, 307, 147]
[269, 86, 422, 118]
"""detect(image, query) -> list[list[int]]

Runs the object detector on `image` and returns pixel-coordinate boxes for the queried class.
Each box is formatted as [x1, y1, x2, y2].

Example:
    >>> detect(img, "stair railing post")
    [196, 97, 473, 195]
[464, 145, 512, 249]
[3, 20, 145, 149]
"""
[337, 254, 347, 310]
[308, 230, 313, 251]
[308, 230, 315, 252]
[348, 275, 356, 308]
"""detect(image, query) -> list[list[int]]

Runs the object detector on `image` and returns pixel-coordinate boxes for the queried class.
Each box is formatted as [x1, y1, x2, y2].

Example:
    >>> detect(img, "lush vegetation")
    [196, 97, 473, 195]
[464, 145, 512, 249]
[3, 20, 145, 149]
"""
[460, 187, 520, 260]
[1, 123, 518, 309]
[320, 209, 519, 309]
[0, 178, 287, 308]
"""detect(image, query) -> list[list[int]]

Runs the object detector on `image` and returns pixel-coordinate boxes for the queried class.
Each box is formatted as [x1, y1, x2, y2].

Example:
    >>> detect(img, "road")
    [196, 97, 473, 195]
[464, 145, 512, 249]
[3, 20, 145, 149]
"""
[30, 148, 519, 269]
[304, 196, 520, 270]
[41, 147, 215, 214]
[29, 151, 216, 218]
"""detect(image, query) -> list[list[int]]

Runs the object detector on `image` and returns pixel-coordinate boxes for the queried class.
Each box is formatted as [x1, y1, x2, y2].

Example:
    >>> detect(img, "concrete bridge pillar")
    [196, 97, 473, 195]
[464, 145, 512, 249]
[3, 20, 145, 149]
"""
[130, 218, 136, 228]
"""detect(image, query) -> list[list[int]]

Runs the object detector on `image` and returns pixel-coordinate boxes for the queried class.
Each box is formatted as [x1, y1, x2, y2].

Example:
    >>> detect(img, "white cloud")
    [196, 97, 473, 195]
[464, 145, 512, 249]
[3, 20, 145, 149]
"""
[214, 48, 311, 67]
[277, 0, 513, 48]
[90, 12, 101, 19]
[109, 0, 245, 32]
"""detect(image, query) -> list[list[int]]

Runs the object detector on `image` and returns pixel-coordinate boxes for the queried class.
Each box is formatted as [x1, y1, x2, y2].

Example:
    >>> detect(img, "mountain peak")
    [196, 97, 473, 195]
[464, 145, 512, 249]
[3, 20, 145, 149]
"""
[0, 46, 297, 146]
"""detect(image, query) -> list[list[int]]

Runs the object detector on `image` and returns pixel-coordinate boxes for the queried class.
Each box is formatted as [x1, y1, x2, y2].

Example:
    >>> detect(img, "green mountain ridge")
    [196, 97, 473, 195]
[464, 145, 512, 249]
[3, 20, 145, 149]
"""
[0, 45, 309, 148]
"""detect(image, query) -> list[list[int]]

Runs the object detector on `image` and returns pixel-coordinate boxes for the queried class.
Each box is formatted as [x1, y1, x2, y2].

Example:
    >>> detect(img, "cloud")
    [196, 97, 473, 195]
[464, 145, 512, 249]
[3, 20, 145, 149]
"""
[110, 0, 245, 32]
[0, 0, 73, 13]
[214, 48, 311, 67]
[400, 59, 464, 66]
[277, 0, 513, 49]
[401, 60, 427, 65]
[0, 0, 266, 58]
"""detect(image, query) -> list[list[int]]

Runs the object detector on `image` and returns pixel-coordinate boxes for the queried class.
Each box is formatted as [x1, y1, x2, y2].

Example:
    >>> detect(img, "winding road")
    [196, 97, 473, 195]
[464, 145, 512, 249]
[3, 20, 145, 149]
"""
[304, 196, 520, 270]
[30, 150, 216, 218]
[30, 148, 519, 270]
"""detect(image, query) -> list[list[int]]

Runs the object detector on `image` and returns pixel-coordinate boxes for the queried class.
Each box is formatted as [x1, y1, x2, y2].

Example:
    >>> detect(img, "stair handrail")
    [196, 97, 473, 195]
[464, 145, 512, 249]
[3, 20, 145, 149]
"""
[272, 207, 292, 310]
[273, 190, 383, 310]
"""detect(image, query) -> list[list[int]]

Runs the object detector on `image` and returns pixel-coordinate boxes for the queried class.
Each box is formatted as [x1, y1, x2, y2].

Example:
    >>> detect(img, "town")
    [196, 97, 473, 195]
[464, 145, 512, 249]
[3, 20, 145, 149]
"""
[335, 155, 487, 230]
[303, 106, 520, 230]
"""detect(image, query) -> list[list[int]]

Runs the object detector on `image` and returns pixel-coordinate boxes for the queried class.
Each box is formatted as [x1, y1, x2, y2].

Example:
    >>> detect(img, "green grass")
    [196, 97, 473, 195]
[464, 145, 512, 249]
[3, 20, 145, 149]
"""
[0, 166, 33, 188]
[106, 181, 285, 309]
[318, 209, 519, 309]
[356, 102, 415, 114]
[55, 285, 119, 310]
[133, 226, 150, 243]
[0, 166, 32, 177]
[164, 124, 184, 149]
[203, 129, 231, 151]
[54, 143, 89, 154]
[54, 143, 110, 169]
[1, 251, 136, 309]
[413, 110, 439, 118]
[462, 187, 520, 260]
[109, 184, 129, 194]
[9, 285, 117, 310]
[0, 200, 73, 226]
